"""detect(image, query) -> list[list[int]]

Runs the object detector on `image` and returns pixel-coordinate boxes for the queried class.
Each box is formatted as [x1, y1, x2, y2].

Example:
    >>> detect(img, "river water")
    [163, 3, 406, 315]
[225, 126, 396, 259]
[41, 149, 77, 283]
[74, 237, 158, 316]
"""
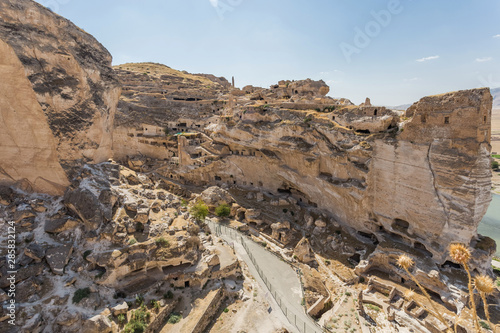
[478, 193, 500, 256]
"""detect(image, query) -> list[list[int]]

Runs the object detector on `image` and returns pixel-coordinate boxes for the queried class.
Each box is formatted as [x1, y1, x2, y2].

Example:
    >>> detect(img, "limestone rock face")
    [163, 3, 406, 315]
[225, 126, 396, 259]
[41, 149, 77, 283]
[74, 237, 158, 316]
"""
[0, 38, 69, 195]
[165, 87, 492, 270]
[0, 0, 120, 193]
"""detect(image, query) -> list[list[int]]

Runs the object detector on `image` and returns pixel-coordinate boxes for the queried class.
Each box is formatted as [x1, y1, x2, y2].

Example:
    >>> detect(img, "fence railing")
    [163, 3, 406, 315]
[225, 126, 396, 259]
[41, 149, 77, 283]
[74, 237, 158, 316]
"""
[206, 220, 323, 333]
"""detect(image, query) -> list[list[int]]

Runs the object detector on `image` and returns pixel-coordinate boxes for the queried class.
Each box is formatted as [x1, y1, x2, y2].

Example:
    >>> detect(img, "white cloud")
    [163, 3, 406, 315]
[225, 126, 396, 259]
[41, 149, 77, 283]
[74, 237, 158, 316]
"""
[320, 70, 342, 76]
[493, 34, 500, 38]
[209, 0, 218, 7]
[416, 55, 440, 62]
[404, 77, 419, 82]
[475, 57, 493, 63]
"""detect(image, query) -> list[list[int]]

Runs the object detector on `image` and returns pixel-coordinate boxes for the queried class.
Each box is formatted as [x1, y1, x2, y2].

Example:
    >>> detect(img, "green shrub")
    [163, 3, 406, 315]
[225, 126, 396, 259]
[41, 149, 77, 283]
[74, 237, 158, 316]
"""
[181, 199, 188, 207]
[492, 154, 500, 159]
[168, 313, 182, 324]
[493, 160, 499, 170]
[151, 299, 160, 311]
[117, 314, 126, 324]
[135, 294, 145, 306]
[72, 288, 91, 304]
[215, 204, 231, 217]
[479, 321, 490, 330]
[123, 307, 150, 333]
[164, 290, 174, 299]
[365, 304, 380, 312]
[129, 238, 137, 245]
[223, 308, 229, 313]
[155, 237, 170, 248]
[190, 201, 209, 221]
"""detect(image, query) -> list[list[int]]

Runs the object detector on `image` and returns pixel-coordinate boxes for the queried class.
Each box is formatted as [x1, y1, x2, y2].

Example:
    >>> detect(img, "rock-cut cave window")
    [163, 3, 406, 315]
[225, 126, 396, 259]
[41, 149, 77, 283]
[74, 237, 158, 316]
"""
[374, 109, 378, 116]
[444, 116, 450, 124]
[421, 114, 427, 123]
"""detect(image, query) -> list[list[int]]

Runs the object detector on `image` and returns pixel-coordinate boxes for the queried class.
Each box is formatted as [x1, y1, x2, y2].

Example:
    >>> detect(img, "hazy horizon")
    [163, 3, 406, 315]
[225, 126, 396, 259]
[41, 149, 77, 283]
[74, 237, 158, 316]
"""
[35, 0, 500, 105]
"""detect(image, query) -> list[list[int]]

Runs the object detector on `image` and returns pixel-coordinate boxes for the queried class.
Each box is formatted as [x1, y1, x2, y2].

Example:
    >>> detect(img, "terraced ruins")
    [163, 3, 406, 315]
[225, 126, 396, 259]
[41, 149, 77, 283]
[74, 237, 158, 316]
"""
[0, 1, 499, 332]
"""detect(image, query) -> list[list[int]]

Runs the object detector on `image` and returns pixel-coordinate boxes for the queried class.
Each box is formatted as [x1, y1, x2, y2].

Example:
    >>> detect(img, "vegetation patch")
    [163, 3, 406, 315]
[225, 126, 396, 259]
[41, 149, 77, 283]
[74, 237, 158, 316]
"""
[167, 313, 182, 324]
[365, 304, 380, 312]
[215, 204, 231, 217]
[155, 237, 170, 248]
[72, 288, 91, 304]
[123, 306, 151, 333]
[190, 200, 209, 221]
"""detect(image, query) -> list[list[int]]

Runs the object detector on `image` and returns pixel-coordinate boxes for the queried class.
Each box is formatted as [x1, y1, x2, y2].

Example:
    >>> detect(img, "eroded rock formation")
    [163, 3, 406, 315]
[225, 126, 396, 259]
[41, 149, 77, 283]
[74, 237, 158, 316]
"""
[113, 63, 494, 275]
[0, 0, 120, 193]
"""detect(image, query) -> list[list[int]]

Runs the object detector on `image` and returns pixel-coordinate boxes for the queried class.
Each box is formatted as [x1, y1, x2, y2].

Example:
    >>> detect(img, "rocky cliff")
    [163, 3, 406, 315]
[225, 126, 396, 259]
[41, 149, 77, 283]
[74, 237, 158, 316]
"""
[113, 67, 494, 271]
[0, 0, 120, 194]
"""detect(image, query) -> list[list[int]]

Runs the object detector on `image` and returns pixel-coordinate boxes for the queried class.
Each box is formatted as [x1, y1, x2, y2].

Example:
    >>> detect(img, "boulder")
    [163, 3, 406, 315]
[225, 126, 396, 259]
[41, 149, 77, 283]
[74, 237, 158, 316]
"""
[135, 208, 150, 224]
[45, 245, 73, 275]
[205, 254, 220, 267]
[16, 277, 41, 302]
[293, 238, 315, 264]
[24, 243, 45, 261]
[81, 315, 112, 333]
[244, 209, 261, 223]
[314, 219, 327, 228]
[0, 186, 13, 206]
[45, 217, 79, 233]
[64, 188, 105, 230]
[13, 209, 36, 222]
[56, 310, 81, 326]
[200, 186, 234, 206]
[111, 301, 129, 316]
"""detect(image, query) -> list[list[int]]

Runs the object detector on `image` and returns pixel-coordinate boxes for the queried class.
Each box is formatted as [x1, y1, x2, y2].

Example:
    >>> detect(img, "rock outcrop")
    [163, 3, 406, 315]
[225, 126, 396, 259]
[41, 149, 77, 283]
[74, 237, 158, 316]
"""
[118, 79, 493, 272]
[0, 37, 69, 195]
[0, 0, 120, 194]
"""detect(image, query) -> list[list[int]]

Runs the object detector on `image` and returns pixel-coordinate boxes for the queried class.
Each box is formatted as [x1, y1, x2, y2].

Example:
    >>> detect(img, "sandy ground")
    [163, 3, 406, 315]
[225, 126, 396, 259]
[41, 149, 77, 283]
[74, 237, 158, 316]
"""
[209, 258, 295, 333]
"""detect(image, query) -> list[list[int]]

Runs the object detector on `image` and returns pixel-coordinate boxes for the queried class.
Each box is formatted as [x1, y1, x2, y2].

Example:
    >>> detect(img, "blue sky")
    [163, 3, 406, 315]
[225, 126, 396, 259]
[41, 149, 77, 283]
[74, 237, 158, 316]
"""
[36, 0, 500, 105]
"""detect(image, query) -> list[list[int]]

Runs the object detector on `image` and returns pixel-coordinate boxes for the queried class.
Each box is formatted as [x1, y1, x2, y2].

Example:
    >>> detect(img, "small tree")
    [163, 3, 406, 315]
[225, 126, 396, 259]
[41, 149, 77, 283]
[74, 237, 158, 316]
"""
[190, 200, 209, 221]
[492, 160, 499, 170]
[215, 204, 231, 217]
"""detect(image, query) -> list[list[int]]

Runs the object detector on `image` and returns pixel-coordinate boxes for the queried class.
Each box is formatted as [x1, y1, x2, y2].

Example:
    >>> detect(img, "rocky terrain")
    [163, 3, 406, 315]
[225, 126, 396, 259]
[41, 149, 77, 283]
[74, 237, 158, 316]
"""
[0, 1, 499, 333]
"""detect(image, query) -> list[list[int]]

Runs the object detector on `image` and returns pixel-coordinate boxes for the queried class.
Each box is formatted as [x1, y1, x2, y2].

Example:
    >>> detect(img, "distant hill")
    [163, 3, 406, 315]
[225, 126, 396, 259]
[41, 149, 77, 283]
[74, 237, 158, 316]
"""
[386, 104, 412, 111]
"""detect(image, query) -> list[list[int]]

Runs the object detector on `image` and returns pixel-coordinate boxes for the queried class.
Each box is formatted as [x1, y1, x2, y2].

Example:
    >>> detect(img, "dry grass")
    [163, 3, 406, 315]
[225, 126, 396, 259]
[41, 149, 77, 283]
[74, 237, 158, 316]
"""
[114, 62, 216, 87]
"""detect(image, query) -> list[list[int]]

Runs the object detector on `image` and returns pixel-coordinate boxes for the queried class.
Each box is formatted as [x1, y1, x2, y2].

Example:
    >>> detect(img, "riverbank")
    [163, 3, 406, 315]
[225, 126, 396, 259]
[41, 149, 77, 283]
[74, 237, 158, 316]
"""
[479, 193, 500, 256]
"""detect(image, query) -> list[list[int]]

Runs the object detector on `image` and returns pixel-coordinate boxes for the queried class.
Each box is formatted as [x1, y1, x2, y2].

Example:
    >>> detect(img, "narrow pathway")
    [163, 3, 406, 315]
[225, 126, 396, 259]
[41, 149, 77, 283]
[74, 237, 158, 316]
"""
[207, 220, 322, 333]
